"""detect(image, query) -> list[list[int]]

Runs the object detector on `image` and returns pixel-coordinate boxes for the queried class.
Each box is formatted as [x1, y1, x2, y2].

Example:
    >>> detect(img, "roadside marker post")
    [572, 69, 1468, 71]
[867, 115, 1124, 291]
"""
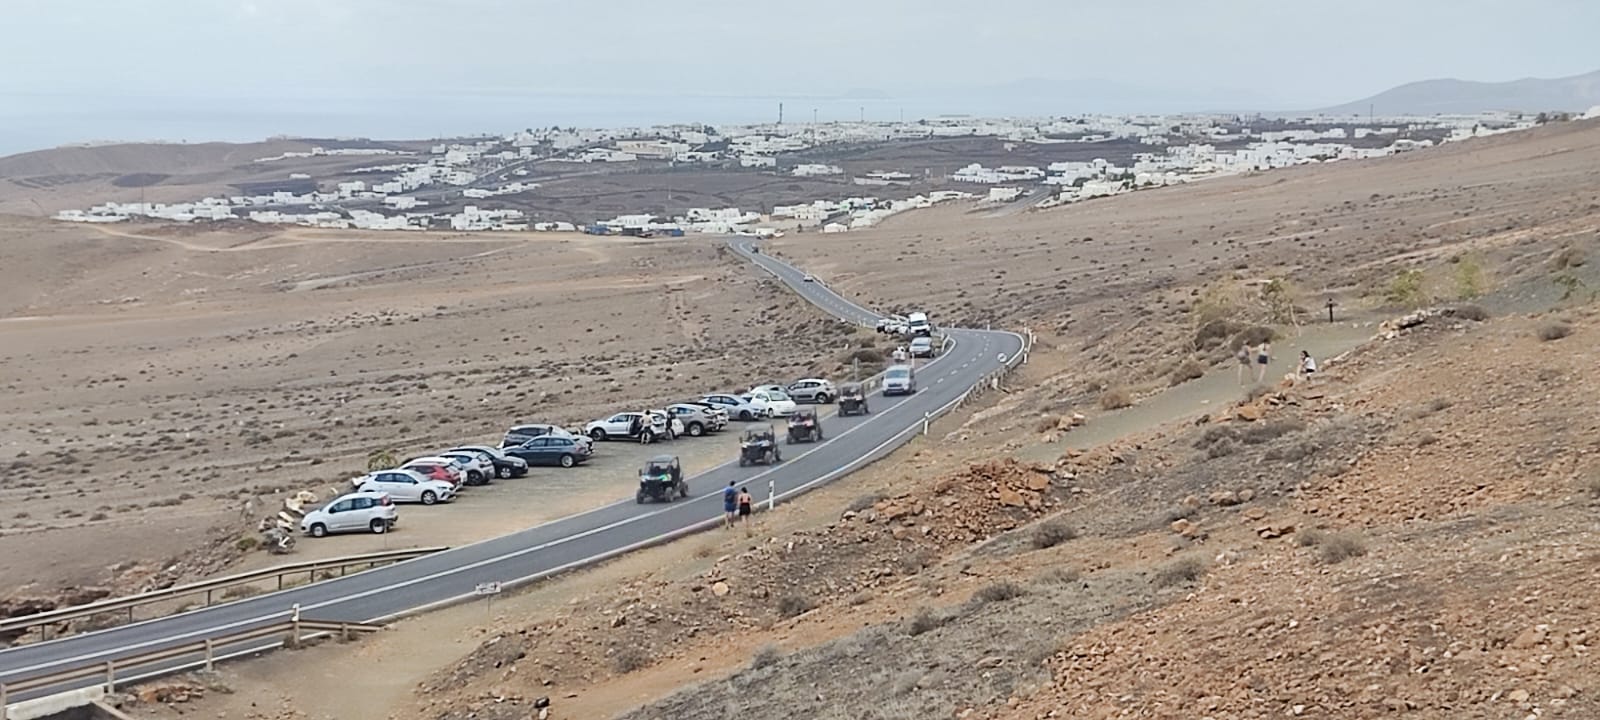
[768, 479, 776, 512]
[922, 412, 931, 436]
[476, 581, 502, 616]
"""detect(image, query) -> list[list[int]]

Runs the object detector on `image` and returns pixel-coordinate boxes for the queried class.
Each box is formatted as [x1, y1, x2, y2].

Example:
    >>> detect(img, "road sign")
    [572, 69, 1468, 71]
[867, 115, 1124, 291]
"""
[475, 582, 502, 596]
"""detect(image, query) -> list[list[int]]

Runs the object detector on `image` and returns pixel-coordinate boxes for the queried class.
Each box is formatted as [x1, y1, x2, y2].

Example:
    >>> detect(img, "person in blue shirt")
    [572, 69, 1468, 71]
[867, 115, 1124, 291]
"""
[722, 481, 738, 529]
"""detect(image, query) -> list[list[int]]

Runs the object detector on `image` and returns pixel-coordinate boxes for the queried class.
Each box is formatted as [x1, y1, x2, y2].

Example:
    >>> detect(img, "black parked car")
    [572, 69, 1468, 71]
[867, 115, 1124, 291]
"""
[501, 435, 590, 469]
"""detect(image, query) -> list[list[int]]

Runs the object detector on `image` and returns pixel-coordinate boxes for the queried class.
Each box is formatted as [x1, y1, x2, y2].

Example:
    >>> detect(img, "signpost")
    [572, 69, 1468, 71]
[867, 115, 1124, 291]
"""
[475, 581, 502, 615]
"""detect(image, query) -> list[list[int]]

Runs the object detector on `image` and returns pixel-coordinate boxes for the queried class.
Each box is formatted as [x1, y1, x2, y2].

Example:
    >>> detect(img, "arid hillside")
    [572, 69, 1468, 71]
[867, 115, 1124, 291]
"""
[98, 119, 1600, 720]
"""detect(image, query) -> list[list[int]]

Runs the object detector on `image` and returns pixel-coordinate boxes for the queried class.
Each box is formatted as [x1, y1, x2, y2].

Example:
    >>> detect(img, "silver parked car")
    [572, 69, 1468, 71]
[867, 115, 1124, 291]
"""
[301, 492, 398, 537]
[666, 402, 725, 436]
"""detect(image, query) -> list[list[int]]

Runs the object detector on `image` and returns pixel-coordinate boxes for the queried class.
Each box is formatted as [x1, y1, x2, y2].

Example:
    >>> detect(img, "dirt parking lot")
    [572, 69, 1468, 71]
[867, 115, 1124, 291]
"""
[0, 218, 861, 600]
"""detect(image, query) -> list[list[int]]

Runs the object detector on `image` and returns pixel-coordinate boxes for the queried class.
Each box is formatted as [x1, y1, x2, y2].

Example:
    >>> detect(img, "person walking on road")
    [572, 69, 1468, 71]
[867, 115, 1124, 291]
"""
[1235, 343, 1252, 385]
[1255, 341, 1272, 384]
[737, 486, 754, 535]
[722, 481, 738, 530]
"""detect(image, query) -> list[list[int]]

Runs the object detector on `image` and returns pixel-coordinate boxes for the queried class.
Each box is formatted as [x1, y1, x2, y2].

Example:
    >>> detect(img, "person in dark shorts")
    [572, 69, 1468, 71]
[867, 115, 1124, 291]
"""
[737, 487, 754, 534]
[1255, 341, 1272, 383]
[1299, 350, 1317, 378]
[722, 481, 738, 529]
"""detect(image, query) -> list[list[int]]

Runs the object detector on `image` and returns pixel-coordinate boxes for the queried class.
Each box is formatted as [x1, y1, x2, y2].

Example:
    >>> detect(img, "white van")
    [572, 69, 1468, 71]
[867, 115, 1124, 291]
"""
[906, 311, 931, 337]
[882, 364, 916, 396]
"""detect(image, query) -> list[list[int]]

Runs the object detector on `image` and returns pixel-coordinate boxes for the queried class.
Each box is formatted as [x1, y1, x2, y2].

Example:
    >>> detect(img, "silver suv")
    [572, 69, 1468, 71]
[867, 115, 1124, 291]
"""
[882, 364, 916, 396]
[666, 403, 726, 436]
[786, 378, 837, 404]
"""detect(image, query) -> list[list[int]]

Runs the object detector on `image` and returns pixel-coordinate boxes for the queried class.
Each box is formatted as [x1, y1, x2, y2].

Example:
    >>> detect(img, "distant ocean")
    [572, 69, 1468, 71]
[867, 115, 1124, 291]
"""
[0, 91, 984, 157]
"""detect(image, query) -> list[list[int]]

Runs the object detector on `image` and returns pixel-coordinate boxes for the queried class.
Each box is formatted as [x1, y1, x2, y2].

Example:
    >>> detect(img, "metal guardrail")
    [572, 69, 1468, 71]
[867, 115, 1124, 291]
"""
[0, 546, 447, 640]
[0, 616, 383, 717]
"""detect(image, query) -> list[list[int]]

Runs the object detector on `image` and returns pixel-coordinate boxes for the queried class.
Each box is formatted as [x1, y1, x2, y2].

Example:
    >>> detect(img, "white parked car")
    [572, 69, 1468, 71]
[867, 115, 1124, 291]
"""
[351, 469, 455, 505]
[301, 492, 398, 537]
[645, 408, 687, 438]
[746, 388, 798, 418]
[585, 411, 669, 442]
[785, 378, 837, 404]
[700, 393, 769, 421]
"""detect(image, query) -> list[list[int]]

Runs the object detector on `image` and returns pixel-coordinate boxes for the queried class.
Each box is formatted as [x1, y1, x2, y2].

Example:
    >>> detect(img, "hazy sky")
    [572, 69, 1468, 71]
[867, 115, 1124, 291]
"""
[2, 0, 1597, 152]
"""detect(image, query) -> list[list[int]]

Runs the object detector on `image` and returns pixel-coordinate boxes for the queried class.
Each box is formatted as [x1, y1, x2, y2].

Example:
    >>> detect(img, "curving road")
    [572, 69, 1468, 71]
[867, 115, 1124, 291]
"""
[0, 238, 1025, 704]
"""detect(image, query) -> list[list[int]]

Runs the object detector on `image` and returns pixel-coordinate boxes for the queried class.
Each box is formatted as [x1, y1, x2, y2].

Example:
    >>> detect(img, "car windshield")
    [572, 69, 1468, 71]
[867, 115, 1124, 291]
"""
[886, 367, 910, 379]
[767, 390, 791, 401]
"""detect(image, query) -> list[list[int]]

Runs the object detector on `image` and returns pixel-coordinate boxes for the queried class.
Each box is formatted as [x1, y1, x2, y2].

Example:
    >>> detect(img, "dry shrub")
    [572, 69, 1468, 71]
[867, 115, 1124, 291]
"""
[1194, 319, 1245, 349]
[1244, 384, 1272, 402]
[1153, 556, 1208, 588]
[1451, 304, 1490, 321]
[906, 606, 947, 636]
[1037, 566, 1082, 586]
[1233, 325, 1276, 349]
[1169, 358, 1207, 386]
[972, 580, 1029, 605]
[613, 646, 650, 674]
[1099, 387, 1133, 411]
[1538, 321, 1573, 341]
[750, 643, 783, 670]
[1206, 438, 1239, 459]
[1031, 520, 1078, 549]
[1241, 418, 1306, 445]
[846, 492, 885, 513]
[234, 536, 260, 552]
[694, 541, 718, 559]
[776, 592, 816, 618]
[1300, 528, 1368, 564]
[1034, 416, 1059, 434]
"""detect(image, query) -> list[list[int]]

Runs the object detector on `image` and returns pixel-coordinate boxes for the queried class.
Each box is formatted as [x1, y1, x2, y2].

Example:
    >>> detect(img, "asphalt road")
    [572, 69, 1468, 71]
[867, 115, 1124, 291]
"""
[0, 238, 1025, 703]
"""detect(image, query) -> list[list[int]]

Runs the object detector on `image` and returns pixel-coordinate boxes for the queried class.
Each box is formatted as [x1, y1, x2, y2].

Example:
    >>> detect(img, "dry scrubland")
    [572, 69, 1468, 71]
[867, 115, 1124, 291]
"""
[12, 120, 1600, 720]
[0, 220, 887, 604]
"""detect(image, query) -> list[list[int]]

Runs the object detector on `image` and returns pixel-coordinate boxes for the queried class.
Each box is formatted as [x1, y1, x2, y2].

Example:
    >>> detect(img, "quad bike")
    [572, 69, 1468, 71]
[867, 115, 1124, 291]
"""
[738, 426, 782, 466]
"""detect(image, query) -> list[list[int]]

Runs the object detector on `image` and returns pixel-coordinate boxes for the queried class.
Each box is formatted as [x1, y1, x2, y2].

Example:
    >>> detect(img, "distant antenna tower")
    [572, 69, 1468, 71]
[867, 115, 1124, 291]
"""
[778, 102, 784, 125]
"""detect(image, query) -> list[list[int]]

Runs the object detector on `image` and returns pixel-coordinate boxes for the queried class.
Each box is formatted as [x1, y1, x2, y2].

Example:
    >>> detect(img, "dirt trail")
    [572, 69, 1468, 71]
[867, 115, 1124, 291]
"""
[1021, 320, 1377, 461]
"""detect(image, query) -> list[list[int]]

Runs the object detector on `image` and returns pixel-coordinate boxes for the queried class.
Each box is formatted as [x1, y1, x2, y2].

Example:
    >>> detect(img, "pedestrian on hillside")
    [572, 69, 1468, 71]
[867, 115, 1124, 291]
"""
[737, 487, 754, 534]
[1255, 341, 1272, 384]
[1298, 350, 1317, 379]
[1235, 344, 1252, 385]
[722, 481, 738, 530]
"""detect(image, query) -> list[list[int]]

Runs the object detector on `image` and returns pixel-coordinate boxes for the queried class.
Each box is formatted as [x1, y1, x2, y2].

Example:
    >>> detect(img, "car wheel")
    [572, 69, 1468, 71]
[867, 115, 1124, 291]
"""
[589, 428, 607, 441]
[739, 410, 753, 421]
[421, 490, 437, 505]
[560, 454, 575, 468]
[816, 393, 831, 404]
[636, 490, 646, 504]
[687, 422, 704, 437]
[369, 518, 388, 534]
[309, 523, 328, 538]
[467, 470, 483, 484]
[497, 465, 512, 479]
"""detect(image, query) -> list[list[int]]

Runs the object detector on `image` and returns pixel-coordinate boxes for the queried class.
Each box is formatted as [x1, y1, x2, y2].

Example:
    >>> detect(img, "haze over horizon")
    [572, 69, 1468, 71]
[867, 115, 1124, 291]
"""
[2, 0, 1597, 155]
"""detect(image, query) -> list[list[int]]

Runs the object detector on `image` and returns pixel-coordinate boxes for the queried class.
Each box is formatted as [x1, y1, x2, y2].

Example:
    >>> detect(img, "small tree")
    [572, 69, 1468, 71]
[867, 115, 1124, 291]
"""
[1260, 278, 1301, 333]
[1385, 269, 1429, 309]
[367, 449, 397, 471]
[1454, 254, 1486, 299]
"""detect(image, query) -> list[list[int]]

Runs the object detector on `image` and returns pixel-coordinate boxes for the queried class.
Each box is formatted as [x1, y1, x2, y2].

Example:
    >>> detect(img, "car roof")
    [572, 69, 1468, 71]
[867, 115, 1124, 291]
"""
[335, 491, 388, 502]
[648, 454, 676, 463]
[405, 456, 454, 464]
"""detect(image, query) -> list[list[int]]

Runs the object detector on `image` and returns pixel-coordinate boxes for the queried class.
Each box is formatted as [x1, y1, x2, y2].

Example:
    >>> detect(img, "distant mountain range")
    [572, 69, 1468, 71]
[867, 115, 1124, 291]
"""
[1315, 69, 1600, 116]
